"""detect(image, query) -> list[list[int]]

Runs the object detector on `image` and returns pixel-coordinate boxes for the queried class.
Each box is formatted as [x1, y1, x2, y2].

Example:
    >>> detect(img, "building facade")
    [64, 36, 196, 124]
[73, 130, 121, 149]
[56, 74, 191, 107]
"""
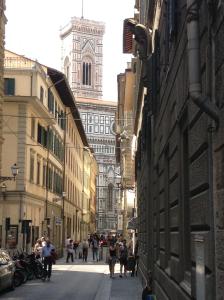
[121, 0, 224, 299]
[117, 65, 136, 238]
[0, 50, 96, 252]
[60, 16, 120, 234]
[76, 98, 120, 233]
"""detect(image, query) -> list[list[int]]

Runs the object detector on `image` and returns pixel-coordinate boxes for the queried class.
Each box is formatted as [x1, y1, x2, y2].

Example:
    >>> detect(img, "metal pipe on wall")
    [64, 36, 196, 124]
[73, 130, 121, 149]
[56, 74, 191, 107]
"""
[186, 0, 219, 125]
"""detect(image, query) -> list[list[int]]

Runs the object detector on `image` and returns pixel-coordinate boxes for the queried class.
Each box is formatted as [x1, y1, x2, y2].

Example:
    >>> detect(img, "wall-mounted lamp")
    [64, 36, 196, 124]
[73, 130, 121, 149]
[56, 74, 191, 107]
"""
[0, 163, 19, 184]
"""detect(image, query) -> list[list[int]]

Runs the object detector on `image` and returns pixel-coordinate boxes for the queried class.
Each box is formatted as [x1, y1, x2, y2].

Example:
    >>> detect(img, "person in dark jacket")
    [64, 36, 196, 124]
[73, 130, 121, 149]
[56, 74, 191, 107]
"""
[119, 239, 128, 278]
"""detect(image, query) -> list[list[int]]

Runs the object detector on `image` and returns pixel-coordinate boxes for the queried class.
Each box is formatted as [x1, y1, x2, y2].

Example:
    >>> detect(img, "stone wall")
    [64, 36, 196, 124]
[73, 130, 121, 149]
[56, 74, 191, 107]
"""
[137, 1, 224, 299]
[213, 3, 224, 299]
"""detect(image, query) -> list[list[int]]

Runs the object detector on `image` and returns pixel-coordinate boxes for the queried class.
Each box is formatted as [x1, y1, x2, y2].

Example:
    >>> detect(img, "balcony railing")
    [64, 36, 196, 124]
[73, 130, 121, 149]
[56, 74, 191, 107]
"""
[4, 57, 35, 69]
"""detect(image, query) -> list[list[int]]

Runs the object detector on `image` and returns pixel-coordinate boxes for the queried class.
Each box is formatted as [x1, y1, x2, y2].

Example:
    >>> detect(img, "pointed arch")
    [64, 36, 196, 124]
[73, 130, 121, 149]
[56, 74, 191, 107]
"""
[82, 56, 93, 86]
[107, 183, 114, 211]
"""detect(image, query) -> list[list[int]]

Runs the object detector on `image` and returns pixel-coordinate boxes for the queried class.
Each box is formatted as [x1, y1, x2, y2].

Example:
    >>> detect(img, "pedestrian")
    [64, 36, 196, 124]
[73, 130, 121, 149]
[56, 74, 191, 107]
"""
[108, 242, 117, 278]
[119, 239, 128, 278]
[88, 235, 93, 248]
[41, 239, 55, 281]
[66, 239, 74, 263]
[34, 238, 42, 259]
[73, 240, 79, 259]
[134, 239, 139, 276]
[81, 239, 89, 262]
[127, 254, 136, 276]
[91, 235, 99, 261]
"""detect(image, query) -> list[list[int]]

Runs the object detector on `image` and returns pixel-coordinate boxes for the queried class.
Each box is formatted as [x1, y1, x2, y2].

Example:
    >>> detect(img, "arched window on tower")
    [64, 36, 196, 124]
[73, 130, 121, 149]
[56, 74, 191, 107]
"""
[108, 183, 113, 211]
[82, 60, 92, 86]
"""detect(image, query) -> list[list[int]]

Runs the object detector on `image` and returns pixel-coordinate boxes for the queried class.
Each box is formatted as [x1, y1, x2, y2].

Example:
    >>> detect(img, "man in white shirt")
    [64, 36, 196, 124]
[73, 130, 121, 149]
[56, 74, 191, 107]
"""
[42, 239, 55, 281]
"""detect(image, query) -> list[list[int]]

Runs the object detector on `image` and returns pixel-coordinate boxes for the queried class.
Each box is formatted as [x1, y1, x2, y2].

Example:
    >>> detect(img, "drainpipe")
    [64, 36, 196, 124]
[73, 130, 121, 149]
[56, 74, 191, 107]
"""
[186, 0, 219, 126]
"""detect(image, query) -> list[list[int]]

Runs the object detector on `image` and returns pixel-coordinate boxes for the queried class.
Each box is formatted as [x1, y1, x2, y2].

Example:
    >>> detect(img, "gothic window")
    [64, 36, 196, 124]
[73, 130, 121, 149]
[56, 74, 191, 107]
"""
[108, 183, 113, 211]
[82, 61, 92, 86]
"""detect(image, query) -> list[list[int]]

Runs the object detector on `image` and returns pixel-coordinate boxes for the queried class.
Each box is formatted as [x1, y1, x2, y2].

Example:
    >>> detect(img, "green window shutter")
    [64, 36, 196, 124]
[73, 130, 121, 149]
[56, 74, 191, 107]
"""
[4, 78, 15, 95]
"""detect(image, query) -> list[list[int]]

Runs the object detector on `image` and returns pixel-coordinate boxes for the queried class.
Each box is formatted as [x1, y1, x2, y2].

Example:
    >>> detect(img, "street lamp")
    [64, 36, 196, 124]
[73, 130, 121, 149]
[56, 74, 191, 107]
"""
[0, 163, 19, 183]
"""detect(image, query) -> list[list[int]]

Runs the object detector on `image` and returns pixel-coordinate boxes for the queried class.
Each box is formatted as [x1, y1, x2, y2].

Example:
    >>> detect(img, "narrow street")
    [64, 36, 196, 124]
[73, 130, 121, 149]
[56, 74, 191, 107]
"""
[0, 253, 142, 300]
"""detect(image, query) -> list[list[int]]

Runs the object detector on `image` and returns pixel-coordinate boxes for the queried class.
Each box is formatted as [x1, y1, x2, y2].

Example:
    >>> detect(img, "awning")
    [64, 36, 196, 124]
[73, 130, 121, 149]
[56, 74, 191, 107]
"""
[127, 217, 138, 230]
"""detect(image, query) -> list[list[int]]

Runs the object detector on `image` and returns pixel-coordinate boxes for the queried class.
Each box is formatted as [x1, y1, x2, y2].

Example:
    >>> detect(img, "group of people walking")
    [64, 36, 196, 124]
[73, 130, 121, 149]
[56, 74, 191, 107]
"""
[107, 236, 138, 279]
[65, 234, 103, 263]
[33, 233, 138, 283]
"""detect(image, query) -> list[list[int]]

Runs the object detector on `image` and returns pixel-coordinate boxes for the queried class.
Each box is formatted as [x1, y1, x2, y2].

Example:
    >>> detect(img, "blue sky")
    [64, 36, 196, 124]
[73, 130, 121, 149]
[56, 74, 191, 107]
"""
[5, 0, 135, 101]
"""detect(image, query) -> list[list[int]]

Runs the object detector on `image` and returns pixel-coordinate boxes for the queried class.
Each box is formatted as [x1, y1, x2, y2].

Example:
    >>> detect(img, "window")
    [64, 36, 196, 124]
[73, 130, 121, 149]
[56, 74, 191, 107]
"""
[105, 116, 109, 124]
[43, 164, 47, 187]
[55, 102, 58, 119]
[95, 115, 99, 123]
[48, 89, 54, 114]
[30, 152, 35, 182]
[164, 0, 177, 69]
[40, 86, 44, 102]
[100, 125, 104, 134]
[47, 166, 53, 191]
[94, 125, 99, 133]
[82, 114, 87, 122]
[88, 125, 93, 133]
[88, 114, 93, 124]
[108, 184, 113, 211]
[179, 111, 191, 283]
[100, 116, 104, 124]
[164, 146, 170, 270]
[31, 117, 35, 139]
[37, 160, 41, 185]
[82, 61, 92, 86]
[105, 127, 109, 134]
[4, 78, 15, 95]
[37, 124, 47, 147]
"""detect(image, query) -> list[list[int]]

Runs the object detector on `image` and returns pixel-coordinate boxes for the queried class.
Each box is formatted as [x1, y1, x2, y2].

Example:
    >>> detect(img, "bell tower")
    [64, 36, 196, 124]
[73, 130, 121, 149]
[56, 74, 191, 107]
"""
[60, 16, 105, 99]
